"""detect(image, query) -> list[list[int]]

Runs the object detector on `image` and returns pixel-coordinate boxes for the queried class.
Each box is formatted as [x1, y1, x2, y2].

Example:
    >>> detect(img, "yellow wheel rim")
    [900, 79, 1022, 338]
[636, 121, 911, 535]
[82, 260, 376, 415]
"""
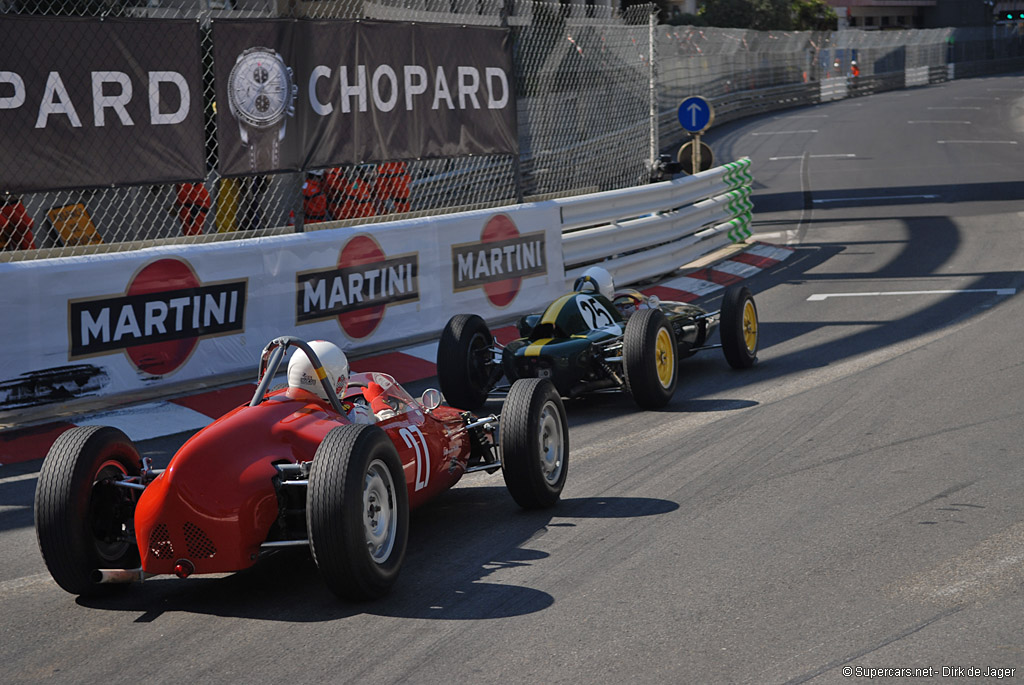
[655, 327, 674, 388]
[742, 300, 758, 353]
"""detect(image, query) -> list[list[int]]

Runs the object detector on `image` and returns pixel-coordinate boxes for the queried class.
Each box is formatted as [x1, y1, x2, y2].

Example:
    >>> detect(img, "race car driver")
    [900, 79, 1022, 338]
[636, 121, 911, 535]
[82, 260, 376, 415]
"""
[286, 339, 374, 424]
[573, 265, 660, 319]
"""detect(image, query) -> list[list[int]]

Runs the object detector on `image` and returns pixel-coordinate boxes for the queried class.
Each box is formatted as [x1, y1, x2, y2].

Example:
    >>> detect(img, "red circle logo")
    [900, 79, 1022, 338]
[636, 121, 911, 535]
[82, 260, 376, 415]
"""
[125, 258, 200, 376]
[482, 214, 521, 308]
[337, 235, 386, 339]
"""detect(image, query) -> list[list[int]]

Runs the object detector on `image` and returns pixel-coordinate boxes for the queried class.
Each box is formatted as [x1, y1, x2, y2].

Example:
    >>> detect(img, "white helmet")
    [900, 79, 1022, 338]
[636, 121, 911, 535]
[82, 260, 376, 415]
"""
[573, 266, 615, 300]
[287, 340, 349, 401]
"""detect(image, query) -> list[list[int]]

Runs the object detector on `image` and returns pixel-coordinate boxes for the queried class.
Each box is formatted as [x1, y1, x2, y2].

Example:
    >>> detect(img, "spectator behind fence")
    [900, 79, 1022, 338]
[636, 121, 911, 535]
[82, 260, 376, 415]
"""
[0, 196, 38, 251]
[325, 165, 377, 220]
[288, 170, 329, 226]
[175, 183, 212, 236]
[375, 161, 411, 214]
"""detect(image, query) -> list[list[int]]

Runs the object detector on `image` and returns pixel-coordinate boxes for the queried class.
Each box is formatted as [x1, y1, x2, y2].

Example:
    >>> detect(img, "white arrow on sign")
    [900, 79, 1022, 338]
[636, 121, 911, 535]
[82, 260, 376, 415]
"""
[687, 102, 704, 128]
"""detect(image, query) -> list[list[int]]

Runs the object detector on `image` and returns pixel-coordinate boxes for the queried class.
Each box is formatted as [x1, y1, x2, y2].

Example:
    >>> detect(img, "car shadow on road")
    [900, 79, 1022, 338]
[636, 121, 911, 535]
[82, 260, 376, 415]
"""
[75, 487, 677, 623]
[545, 228, 1021, 419]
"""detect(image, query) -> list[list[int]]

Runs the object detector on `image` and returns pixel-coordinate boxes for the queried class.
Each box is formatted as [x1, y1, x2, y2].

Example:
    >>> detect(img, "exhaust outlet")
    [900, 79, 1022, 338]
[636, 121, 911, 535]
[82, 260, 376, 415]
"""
[92, 568, 145, 584]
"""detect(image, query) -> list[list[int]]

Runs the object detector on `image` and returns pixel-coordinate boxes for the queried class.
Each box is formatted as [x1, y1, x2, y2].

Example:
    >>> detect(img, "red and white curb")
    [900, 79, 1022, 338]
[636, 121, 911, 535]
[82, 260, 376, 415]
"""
[0, 242, 793, 467]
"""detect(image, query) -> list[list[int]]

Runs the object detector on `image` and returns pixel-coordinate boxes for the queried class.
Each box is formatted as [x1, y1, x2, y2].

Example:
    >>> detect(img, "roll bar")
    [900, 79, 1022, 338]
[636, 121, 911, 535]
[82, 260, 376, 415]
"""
[250, 336, 346, 416]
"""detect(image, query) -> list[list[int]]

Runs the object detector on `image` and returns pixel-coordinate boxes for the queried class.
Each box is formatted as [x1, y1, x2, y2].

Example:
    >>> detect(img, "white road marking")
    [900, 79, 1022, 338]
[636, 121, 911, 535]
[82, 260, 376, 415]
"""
[907, 120, 971, 124]
[713, 259, 762, 279]
[768, 154, 855, 160]
[76, 402, 212, 440]
[0, 471, 38, 485]
[808, 289, 1015, 301]
[401, 341, 440, 363]
[0, 573, 54, 596]
[928, 106, 982, 110]
[901, 521, 1024, 604]
[812, 194, 939, 204]
[751, 130, 818, 136]
[938, 140, 1017, 145]
[746, 243, 795, 261]
[656, 275, 724, 298]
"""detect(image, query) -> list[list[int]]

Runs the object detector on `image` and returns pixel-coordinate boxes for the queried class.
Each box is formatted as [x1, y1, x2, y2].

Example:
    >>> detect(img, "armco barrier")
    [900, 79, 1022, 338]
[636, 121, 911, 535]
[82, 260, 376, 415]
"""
[0, 159, 753, 426]
[558, 158, 753, 286]
[949, 56, 1024, 80]
[658, 61, 982, 156]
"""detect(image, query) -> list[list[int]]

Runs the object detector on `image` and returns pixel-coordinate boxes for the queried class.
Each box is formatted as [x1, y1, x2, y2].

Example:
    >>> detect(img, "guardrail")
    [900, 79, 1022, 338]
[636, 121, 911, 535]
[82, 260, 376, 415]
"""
[558, 158, 754, 286]
[657, 63, 975, 155]
[950, 56, 1024, 79]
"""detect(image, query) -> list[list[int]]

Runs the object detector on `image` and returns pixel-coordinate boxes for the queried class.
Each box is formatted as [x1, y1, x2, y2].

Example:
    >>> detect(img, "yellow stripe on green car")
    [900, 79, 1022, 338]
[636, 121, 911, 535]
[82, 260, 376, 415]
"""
[524, 338, 554, 357]
[540, 294, 576, 325]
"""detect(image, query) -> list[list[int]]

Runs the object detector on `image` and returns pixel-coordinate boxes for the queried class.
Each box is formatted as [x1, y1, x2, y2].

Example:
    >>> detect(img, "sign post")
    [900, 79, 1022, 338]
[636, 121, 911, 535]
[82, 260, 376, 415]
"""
[677, 96, 716, 175]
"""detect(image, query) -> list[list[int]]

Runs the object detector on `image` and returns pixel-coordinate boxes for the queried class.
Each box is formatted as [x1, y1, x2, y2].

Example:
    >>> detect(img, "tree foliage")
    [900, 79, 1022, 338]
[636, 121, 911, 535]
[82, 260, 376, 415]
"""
[792, 0, 838, 31]
[696, 0, 837, 31]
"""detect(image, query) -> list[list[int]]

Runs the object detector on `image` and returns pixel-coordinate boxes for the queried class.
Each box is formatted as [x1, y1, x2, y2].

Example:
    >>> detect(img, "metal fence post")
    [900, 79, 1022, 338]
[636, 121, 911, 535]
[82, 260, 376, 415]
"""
[648, 10, 658, 178]
[293, 178, 305, 234]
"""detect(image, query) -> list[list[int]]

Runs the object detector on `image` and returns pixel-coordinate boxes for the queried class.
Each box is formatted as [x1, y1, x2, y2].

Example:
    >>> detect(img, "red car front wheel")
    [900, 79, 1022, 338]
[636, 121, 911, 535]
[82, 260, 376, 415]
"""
[307, 424, 409, 601]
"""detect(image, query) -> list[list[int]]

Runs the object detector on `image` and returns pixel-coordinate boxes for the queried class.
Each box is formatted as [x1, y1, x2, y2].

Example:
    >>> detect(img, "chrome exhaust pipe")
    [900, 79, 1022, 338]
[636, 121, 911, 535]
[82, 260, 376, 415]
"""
[92, 568, 147, 584]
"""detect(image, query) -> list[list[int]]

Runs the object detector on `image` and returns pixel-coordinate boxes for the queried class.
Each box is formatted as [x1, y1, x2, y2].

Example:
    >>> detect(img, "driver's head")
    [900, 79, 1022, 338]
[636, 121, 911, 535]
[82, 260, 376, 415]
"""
[573, 266, 614, 300]
[287, 340, 350, 400]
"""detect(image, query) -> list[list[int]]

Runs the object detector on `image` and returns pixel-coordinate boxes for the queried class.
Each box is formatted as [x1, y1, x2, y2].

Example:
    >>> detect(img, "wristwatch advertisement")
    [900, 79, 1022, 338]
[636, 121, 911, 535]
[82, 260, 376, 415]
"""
[226, 46, 298, 173]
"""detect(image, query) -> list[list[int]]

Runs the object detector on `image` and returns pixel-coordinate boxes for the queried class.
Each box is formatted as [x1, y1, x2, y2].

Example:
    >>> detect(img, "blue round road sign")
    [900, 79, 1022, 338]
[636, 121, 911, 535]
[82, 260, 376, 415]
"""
[678, 96, 714, 134]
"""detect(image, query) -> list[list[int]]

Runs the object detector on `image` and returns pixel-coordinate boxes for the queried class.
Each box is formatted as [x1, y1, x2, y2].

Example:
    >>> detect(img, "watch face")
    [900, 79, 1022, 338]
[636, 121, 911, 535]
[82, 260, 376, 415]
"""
[227, 49, 293, 129]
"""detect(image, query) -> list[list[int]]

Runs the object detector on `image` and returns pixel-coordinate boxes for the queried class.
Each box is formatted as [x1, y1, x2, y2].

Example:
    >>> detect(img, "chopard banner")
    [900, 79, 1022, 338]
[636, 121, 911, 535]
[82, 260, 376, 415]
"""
[0, 16, 205, 193]
[213, 19, 517, 176]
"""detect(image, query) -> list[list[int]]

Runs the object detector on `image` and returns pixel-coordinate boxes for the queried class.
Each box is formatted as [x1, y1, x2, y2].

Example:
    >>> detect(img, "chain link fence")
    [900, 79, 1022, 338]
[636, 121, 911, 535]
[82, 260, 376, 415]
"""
[0, 0, 656, 259]
[2, 1, 1023, 261]
[656, 24, 1024, 152]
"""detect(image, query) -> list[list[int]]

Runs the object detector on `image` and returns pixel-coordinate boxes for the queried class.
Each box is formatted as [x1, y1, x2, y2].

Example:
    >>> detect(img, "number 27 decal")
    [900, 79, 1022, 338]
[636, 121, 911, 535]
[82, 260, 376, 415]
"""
[399, 425, 430, 491]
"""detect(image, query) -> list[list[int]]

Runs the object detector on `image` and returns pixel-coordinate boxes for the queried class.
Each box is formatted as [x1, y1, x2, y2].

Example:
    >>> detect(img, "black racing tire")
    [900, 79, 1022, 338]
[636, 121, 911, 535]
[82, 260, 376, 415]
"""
[720, 285, 759, 369]
[500, 379, 569, 509]
[307, 424, 409, 601]
[437, 314, 498, 411]
[34, 426, 143, 596]
[623, 308, 678, 409]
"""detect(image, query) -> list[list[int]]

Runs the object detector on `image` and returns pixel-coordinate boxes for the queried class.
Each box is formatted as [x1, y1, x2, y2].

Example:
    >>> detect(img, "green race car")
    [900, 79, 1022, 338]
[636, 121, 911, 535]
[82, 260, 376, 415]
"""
[437, 267, 759, 410]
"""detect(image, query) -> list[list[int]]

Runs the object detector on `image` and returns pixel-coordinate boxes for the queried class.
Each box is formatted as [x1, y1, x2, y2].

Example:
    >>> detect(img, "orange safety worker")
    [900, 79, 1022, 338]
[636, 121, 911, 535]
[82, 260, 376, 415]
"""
[375, 161, 411, 214]
[323, 167, 349, 220]
[175, 182, 212, 236]
[288, 171, 329, 226]
[326, 166, 376, 220]
[0, 198, 38, 250]
[850, 60, 860, 77]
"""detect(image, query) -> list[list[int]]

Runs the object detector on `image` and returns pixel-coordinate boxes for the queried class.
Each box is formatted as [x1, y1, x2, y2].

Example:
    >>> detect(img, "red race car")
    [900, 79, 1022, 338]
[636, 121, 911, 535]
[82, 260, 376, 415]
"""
[34, 336, 569, 601]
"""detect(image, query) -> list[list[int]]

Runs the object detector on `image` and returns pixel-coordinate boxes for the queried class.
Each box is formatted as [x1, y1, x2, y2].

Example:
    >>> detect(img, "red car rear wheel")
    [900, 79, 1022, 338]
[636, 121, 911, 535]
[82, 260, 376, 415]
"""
[34, 426, 142, 596]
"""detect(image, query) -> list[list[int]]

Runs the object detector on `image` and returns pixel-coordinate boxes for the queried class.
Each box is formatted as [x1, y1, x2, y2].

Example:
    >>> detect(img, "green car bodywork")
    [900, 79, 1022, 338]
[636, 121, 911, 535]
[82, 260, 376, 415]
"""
[438, 284, 758, 411]
[502, 291, 716, 398]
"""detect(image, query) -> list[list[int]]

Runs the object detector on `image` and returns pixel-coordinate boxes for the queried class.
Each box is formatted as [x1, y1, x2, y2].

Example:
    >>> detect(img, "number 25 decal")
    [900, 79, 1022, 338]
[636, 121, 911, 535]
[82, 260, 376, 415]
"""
[399, 425, 430, 491]
[578, 295, 615, 330]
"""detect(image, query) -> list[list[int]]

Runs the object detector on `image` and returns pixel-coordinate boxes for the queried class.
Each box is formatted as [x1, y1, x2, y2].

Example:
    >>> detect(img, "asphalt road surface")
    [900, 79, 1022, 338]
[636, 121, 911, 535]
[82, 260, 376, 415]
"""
[2, 74, 1023, 684]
